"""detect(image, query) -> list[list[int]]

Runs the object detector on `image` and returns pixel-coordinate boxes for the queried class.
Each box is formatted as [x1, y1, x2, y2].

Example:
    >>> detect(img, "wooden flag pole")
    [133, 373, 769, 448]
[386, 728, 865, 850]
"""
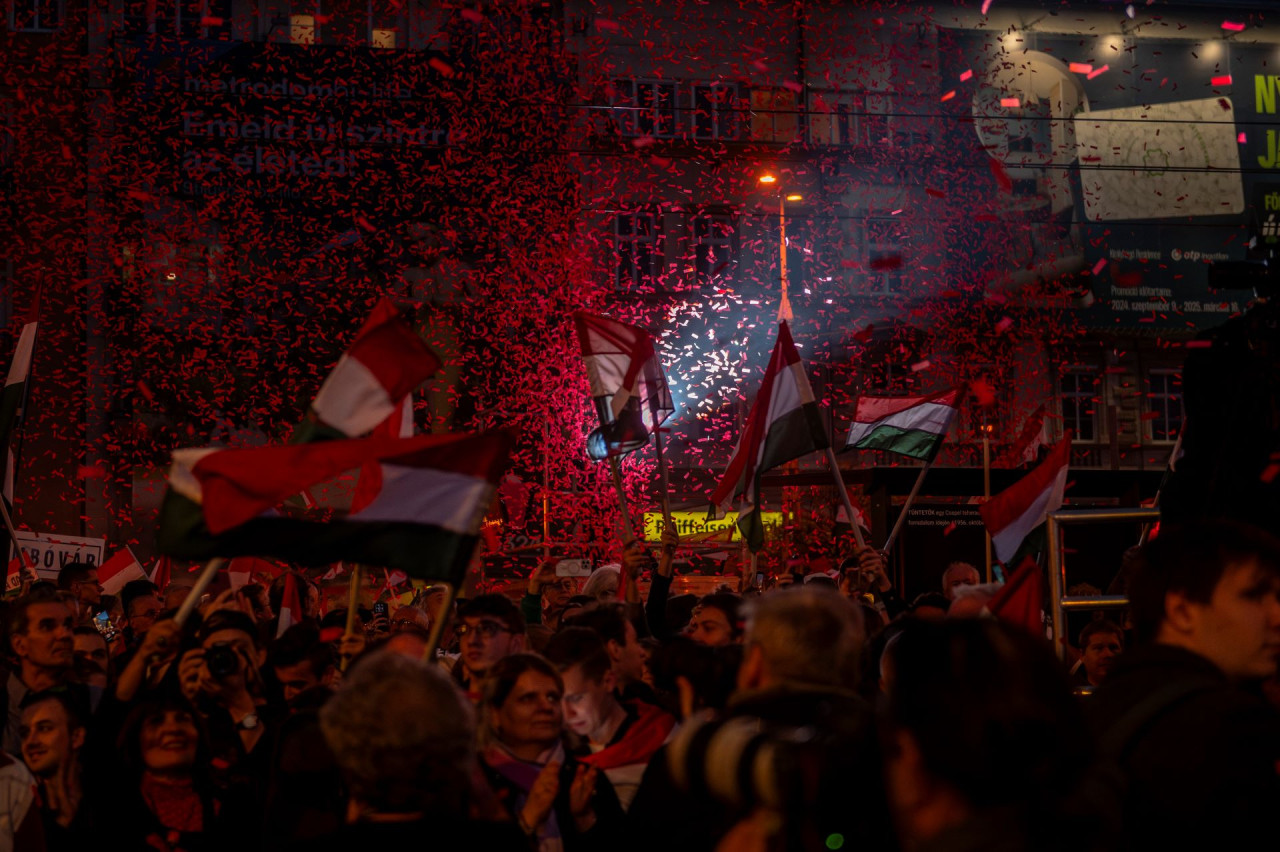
[339, 563, 361, 671]
[421, 580, 457, 663]
[825, 447, 866, 549]
[882, 458, 934, 555]
[174, 558, 226, 627]
[0, 498, 35, 584]
[983, 419, 993, 583]
[608, 455, 636, 542]
[654, 428, 674, 529]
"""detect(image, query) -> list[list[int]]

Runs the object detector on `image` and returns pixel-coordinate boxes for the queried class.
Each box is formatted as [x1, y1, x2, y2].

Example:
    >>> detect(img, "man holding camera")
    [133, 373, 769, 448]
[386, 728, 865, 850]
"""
[629, 587, 891, 850]
[178, 609, 280, 808]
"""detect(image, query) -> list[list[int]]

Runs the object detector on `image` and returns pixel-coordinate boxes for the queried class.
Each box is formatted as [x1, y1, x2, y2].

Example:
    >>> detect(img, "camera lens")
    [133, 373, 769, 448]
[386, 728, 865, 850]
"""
[205, 642, 240, 679]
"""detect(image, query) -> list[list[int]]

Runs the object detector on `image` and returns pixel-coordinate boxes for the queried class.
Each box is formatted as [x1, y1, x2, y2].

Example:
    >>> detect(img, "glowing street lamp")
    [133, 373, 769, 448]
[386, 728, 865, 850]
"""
[758, 173, 801, 322]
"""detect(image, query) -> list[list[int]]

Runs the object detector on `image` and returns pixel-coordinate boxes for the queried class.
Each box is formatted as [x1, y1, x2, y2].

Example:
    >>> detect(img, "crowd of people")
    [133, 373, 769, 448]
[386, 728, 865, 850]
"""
[0, 516, 1276, 852]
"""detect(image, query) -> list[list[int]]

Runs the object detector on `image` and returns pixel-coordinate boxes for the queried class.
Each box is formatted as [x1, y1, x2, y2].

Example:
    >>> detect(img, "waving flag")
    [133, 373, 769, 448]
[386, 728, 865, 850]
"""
[709, 322, 828, 551]
[157, 431, 512, 584]
[572, 311, 673, 460]
[980, 433, 1072, 563]
[276, 572, 303, 637]
[845, 388, 961, 461]
[301, 298, 440, 441]
[99, 547, 148, 596]
[986, 555, 1045, 634]
[0, 322, 37, 505]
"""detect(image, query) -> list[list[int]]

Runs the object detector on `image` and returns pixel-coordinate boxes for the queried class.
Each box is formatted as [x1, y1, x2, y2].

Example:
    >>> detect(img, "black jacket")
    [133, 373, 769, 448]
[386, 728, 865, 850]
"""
[1088, 644, 1280, 851]
[628, 684, 893, 852]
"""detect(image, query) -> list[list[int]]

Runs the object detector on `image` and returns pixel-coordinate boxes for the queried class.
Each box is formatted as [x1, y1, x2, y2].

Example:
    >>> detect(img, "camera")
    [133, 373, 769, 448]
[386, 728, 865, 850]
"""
[666, 715, 821, 812]
[204, 642, 241, 679]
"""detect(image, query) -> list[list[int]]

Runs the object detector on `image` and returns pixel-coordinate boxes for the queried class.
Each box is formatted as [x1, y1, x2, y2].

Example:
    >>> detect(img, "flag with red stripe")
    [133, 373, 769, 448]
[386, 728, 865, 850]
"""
[709, 322, 828, 551]
[980, 433, 1072, 563]
[100, 547, 148, 596]
[572, 311, 673, 459]
[157, 431, 512, 584]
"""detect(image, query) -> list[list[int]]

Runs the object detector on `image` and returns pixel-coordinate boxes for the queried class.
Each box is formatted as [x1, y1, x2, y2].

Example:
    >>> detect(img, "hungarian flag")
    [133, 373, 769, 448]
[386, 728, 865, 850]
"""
[572, 311, 673, 460]
[299, 298, 440, 441]
[0, 322, 37, 505]
[276, 572, 303, 637]
[149, 556, 171, 590]
[844, 388, 961, 461]
[980, 432, 1072, 563]
[986, 555, 1044, 635]
[709, 322, 828, 551]
[99, 547, 148, 596]
[156, 431, 512, 584]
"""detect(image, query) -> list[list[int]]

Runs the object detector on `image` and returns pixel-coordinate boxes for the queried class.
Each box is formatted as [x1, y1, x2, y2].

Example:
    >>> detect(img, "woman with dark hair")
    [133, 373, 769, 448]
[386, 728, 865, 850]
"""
[95, 693, 242, 851]
[478, 653, 624, 851]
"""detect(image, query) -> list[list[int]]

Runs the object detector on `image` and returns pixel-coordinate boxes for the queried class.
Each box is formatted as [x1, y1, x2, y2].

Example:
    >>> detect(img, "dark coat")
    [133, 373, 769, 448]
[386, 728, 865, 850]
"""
[1088, 644, 1280, 851]
[627, 684, 893, 852]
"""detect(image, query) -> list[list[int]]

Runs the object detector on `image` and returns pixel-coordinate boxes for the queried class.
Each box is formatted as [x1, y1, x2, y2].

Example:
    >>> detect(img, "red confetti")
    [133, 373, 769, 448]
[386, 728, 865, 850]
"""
[1211, 75, 1232, 87]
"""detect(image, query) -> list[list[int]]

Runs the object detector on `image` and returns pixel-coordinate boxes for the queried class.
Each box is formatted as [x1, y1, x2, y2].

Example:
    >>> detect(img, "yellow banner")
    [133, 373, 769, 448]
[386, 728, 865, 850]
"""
[642, 511, 784, 542]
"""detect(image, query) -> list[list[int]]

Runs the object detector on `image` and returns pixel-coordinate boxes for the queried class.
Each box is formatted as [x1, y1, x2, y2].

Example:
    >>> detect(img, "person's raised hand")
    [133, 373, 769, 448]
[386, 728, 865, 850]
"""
[568, 762, 599, 817]
[177, 648, 209, 701]
[138, 619, 181, 666]
[528, 560, 557, 595]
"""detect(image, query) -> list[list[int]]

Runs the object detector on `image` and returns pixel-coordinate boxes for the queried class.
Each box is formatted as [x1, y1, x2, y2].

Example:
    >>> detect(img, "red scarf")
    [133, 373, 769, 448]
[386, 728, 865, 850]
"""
[579, 701, 676, 771]
[140, 773, 204, 834]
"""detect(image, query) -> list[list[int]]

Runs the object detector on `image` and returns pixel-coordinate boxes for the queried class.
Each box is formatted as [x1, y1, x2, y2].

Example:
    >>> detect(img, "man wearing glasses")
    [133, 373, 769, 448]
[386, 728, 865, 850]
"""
[56, 562, 102, 624]
[450, 594, 526, 700]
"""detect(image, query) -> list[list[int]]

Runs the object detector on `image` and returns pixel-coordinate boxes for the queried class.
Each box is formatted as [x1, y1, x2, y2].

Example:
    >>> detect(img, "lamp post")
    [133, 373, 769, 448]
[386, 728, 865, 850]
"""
[758, 174, 802, 322]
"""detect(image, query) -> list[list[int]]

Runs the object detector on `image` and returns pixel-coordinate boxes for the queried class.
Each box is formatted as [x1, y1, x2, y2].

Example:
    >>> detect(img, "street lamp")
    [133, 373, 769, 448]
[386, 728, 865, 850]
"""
[758, 173, 801, 322]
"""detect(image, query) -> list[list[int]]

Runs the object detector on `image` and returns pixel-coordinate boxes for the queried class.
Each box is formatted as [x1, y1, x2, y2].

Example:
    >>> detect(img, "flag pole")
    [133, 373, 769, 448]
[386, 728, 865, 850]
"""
[1138, 423, 1183, 546]
[824, 447, 866, 549]
[421, 580, 457, 662]
[983, 416, 993, 584]
[174, 558, 226, 627]
[654, 428, 674, 529]
[340, 563, 361, 672]
[883, 458, 934, 555]
[0, 497, 34, 586]
[608, 456, 636, 542]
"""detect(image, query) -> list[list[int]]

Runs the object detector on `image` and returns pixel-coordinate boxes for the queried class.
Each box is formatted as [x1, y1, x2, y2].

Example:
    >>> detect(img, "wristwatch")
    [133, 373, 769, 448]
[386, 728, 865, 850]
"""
[236, 713, 259, 731]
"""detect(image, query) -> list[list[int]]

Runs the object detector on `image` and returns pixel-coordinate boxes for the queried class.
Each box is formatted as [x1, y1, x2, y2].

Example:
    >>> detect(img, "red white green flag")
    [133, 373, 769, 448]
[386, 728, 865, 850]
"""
[844, 388, 961, 461]
[157, 431, 512, 584]
[980, 433, 1072, 563]
[0, 321, 37, 505]
[572, 311, 673, 460]
[100, 547, 148, 596]
[709, 322, 828, 551]
[301, 298, 440, 440]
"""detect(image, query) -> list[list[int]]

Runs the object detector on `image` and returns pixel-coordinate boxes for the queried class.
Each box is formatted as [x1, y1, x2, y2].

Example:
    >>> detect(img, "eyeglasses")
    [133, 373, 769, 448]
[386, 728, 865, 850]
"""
[455, 620, 512, 639]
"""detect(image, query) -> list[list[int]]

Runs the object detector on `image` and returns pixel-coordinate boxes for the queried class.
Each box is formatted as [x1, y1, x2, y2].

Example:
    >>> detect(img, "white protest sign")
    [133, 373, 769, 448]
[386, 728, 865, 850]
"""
[8, 531, 106, 584]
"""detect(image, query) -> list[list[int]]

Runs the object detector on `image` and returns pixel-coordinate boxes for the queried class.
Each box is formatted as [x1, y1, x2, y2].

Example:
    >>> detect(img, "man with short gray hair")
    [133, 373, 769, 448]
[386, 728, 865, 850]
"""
[315, 650, 522, 847]
[629, 587, 891, 851]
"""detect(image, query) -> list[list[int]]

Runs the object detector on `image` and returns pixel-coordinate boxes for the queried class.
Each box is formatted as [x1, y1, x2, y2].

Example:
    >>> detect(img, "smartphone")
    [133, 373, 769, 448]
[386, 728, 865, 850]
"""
[372, 602, 389, 618]
[753, 572, 765, 588]
[555, 558, 593, 577]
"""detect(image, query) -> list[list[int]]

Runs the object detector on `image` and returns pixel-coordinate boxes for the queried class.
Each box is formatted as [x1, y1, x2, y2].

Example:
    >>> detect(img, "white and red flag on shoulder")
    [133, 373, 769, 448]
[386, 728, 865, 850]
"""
[572, 311, 673, 460]
[100, 547, 148, 596]
[980, 432, 1072, 563]
[710, 322, 829, 552]
[301, 297, 440, 440]
[276, 572, 303, 638]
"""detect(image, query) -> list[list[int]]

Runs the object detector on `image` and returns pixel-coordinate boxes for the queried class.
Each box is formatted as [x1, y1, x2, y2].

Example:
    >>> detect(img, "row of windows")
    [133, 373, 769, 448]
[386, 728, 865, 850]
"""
[605, 80, 937, 148]
[612, 210, 908, 295]
[1061, 367, 1182, 444]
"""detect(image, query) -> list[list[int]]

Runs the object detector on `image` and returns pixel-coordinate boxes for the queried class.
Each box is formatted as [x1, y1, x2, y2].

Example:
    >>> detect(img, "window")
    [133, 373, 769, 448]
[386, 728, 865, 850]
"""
[369, 0, 402, 49]
[611, 79, 678, 138]
[865, 217, 906, 296]
[614, 209, 662, 291]
[750, 88, 799, 144]
[691, 83, 741, 141]
[691, 211, 736, 287]
[809, 91, 862, 146]
[152, 1, 233, 39]
[1146, 369, 1183, 442]
[8, 0, 61, 31]
[864, 93, 932, 148]
[1060, 367, 1100, 442]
